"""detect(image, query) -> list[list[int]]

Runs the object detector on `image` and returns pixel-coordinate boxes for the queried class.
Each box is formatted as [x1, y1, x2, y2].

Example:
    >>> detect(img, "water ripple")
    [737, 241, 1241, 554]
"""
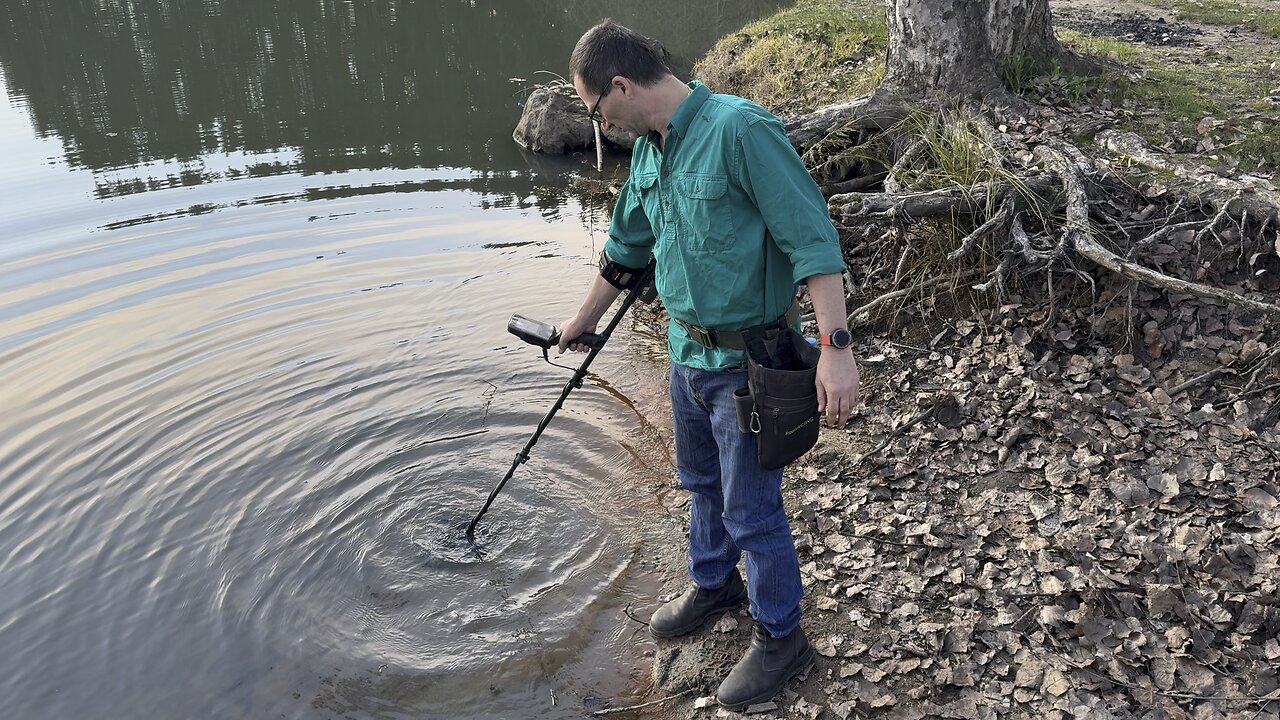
[0, 197, 654, 718]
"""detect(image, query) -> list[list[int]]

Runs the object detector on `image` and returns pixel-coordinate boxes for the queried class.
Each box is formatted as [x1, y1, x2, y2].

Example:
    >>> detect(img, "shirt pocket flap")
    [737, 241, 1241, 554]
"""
[679, 174, 727, 200]
[632, 172, 659, 190]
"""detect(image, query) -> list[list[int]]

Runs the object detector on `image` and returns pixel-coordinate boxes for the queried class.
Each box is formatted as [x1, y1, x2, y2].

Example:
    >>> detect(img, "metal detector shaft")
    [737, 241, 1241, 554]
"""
[465, 282, 648, 542]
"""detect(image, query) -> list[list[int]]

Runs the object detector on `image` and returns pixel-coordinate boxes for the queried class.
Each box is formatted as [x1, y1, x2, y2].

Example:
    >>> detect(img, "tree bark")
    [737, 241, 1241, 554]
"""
[788, 0, 1068, 148]
[984, 0, 1061, 65]
[879, 0, 1063, 100]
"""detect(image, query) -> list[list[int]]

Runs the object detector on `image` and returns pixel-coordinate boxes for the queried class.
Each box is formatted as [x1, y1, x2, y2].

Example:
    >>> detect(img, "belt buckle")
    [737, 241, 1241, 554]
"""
[688, 324, 716, 348]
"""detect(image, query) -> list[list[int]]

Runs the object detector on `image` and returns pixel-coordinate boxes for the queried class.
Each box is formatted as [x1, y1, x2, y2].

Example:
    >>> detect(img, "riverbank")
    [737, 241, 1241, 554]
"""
[597, 1, 1280, 719]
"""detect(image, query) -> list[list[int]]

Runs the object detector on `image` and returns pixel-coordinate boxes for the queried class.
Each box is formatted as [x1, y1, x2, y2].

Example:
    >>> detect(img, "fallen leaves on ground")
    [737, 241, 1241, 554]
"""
[772, 282, 1280, 720]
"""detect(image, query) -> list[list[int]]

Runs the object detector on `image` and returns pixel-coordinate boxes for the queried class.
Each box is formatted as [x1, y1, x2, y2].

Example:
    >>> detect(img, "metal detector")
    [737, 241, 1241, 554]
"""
[465, 262, 655, 544]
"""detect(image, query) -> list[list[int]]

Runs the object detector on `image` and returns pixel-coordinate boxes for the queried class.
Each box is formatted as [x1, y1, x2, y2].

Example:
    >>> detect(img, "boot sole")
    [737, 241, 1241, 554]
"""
[648, 592, 747, 639]
[716, 644, 815, 711]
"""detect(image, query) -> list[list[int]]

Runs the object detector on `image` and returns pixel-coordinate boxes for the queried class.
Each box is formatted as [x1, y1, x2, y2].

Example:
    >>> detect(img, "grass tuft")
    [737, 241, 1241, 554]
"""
[693, 0, 886, 114]
[1054, 27, 1279, 170]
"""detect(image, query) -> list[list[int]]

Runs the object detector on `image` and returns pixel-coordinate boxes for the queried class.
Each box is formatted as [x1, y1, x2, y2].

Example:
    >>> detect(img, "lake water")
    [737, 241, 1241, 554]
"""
[0, 1, 783, 718]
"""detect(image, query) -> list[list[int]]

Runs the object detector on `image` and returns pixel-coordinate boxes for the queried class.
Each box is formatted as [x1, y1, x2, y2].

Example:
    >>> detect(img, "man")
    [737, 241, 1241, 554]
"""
[557, 20, 860, 710]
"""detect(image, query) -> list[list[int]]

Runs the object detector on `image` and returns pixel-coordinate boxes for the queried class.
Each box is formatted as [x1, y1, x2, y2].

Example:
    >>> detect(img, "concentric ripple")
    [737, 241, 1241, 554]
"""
[0, 187, 660, 719]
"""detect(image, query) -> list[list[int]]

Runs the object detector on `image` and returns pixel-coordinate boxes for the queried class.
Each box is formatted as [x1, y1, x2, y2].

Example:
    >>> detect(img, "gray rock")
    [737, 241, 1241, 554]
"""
[512, 83, 636, 154]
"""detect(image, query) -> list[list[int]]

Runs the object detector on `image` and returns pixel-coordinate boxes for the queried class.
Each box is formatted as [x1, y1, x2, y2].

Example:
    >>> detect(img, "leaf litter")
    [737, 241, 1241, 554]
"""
[663, 247, 1279, 719]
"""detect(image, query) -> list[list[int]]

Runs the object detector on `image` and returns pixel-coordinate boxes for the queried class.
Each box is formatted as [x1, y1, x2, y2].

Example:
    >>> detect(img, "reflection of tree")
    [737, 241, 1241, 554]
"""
[0, 0, 555, 175]
[0, 0, 781, 218]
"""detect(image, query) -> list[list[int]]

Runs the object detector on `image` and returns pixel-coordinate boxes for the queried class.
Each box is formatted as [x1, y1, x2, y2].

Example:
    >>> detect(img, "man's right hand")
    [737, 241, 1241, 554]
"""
[556, 272, 625, 353]
[557, 315, 598, 354]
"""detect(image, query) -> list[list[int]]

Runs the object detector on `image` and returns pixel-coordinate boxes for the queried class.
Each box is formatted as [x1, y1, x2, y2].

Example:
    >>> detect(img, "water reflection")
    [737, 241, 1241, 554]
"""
[0, 0, 784, 208]
[0, 1, 784, 717]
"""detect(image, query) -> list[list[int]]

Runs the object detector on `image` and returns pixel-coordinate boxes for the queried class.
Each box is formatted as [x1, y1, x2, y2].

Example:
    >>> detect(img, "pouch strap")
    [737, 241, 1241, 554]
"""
[675, 300, 800, 350]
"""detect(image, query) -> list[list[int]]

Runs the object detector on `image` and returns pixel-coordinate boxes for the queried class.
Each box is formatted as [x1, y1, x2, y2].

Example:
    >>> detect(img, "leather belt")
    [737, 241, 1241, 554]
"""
[675, 300, 801, 350]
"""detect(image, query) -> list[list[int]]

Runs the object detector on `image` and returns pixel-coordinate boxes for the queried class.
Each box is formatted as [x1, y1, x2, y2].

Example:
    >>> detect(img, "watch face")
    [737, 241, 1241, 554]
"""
[830, 328, 852, 349]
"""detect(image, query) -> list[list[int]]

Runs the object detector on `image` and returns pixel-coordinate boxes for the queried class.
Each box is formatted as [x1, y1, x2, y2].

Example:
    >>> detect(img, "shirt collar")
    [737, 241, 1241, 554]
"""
[667, 81, 711, 140]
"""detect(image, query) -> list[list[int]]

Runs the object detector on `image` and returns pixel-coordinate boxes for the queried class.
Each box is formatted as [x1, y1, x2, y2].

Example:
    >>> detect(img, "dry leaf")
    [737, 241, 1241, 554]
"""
[815, 596, 839, 611]
[1042, 668, 1070, 697]
[713, 615, 738, 633]
[870, 694, 897, 708]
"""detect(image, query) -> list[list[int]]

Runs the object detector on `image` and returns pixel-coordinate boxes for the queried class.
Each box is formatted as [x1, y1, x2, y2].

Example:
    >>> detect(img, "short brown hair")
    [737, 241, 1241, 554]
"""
[569, 19, 669, 95]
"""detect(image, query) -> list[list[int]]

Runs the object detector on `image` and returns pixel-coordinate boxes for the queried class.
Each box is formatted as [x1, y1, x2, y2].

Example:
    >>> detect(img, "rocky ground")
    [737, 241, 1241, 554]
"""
[575, 2, 1280, 720]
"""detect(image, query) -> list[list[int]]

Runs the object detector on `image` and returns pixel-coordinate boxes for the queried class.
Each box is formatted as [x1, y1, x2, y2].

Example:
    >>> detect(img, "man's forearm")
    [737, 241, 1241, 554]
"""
[806, 273, 849, 334]
[575, 273, 625, 325]
[807, 271, 860, 427]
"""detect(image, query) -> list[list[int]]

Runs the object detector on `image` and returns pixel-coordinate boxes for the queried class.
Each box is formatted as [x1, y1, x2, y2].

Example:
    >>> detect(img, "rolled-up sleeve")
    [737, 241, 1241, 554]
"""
[603, 175, 656, 269]
[734, 116, 845, 285]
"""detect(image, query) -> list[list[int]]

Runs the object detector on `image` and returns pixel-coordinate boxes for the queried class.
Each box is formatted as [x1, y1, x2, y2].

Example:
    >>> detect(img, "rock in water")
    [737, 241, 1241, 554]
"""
[513, 84, 637, 154]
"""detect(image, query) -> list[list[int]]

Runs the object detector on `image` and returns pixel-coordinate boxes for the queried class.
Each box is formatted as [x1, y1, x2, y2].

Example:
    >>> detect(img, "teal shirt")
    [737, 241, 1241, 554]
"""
[603, 81, 845, 370]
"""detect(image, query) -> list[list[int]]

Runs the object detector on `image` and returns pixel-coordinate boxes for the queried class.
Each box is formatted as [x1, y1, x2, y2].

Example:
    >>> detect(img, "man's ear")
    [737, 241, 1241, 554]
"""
[612, 75, 630, 95]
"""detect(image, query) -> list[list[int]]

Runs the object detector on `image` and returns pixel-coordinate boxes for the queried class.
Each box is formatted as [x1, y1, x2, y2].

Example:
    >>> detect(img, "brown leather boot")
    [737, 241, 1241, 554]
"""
[716, 623, 814, 710]
[648, 569, 747, 638]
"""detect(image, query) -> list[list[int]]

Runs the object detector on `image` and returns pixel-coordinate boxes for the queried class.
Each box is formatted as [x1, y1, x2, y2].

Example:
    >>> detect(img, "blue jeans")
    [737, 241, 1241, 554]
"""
[668, 362, 803, 637]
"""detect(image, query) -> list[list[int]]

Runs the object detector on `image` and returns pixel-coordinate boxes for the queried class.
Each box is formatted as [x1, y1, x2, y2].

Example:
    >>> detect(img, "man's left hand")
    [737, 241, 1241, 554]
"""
[816, 349, 860, 428]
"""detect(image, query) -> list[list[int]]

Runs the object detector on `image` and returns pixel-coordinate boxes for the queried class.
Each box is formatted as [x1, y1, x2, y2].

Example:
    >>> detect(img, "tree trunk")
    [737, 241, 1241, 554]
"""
[787, 0, 1085, 149]
[880, 0, 1063, 100]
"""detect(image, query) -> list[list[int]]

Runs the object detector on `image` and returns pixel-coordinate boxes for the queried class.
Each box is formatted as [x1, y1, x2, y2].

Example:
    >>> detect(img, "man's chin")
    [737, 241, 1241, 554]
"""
[607, 121, 638, 137]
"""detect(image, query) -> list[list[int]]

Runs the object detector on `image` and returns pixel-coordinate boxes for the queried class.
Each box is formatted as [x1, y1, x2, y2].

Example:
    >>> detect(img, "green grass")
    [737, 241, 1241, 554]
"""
[1135, 68, 1223, 119]
[1123, 60, 1277, 167]
[693, 0, 886, 114]
[695, 1, 1280, 171]
[898, 110, 1008, 193]
[1052, 30, 1141, 64]
[1051, 28, 1279, 170]
[1170, 0, 1280, 38]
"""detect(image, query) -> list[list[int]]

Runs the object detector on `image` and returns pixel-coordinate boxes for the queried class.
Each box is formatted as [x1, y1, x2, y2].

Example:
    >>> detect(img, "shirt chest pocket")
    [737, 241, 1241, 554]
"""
[675, 173, 734, 249]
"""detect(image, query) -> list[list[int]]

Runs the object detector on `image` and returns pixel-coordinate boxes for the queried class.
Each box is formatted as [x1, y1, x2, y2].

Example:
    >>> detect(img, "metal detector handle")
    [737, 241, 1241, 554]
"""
[554, 330, 606, 351]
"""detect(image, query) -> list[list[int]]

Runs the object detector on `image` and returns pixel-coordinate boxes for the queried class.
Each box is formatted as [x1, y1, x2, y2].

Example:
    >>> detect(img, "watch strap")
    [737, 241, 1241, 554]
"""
[819, 328, 852, 349]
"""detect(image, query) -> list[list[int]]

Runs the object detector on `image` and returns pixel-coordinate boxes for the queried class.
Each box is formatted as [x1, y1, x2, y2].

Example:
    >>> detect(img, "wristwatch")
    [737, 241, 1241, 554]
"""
[819, 327, 853, 350]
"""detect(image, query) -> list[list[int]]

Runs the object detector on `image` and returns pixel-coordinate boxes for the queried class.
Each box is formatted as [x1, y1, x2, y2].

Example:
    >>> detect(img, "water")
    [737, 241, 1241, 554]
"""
[0, 1, 784, 718]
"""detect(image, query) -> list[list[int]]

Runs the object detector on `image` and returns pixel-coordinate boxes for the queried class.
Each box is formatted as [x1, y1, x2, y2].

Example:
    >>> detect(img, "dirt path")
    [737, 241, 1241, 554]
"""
[1052, 0, 1280, 50]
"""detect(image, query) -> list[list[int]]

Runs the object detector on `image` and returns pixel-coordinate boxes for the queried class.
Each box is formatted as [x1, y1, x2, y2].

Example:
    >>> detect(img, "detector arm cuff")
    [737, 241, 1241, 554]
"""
[598, 249, 650, 291]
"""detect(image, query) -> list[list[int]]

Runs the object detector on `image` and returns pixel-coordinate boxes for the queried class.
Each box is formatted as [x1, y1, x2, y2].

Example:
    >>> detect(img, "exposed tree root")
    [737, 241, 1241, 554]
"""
[1037, 139, 1280, 319]
[784, 92, 908, 152]
[1095, 130, 1280, 228]
[795, 97, 1280, 329]
[947, 197, 1014, 261]
[847, 269, 983, 328]
[1168, 366, 1232, 397]
[830, 175, 1059, 224]
[822, 171, 888, 197]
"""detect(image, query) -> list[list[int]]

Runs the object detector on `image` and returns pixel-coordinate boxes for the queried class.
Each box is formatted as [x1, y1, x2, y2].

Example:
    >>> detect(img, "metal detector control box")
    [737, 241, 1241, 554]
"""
[508, 314, 606, 351]
[509, 314, 558, 348]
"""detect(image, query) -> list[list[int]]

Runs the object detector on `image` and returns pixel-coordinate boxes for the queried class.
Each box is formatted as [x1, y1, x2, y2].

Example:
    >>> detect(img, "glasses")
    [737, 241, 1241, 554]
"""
[587, 86, 610, 124]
